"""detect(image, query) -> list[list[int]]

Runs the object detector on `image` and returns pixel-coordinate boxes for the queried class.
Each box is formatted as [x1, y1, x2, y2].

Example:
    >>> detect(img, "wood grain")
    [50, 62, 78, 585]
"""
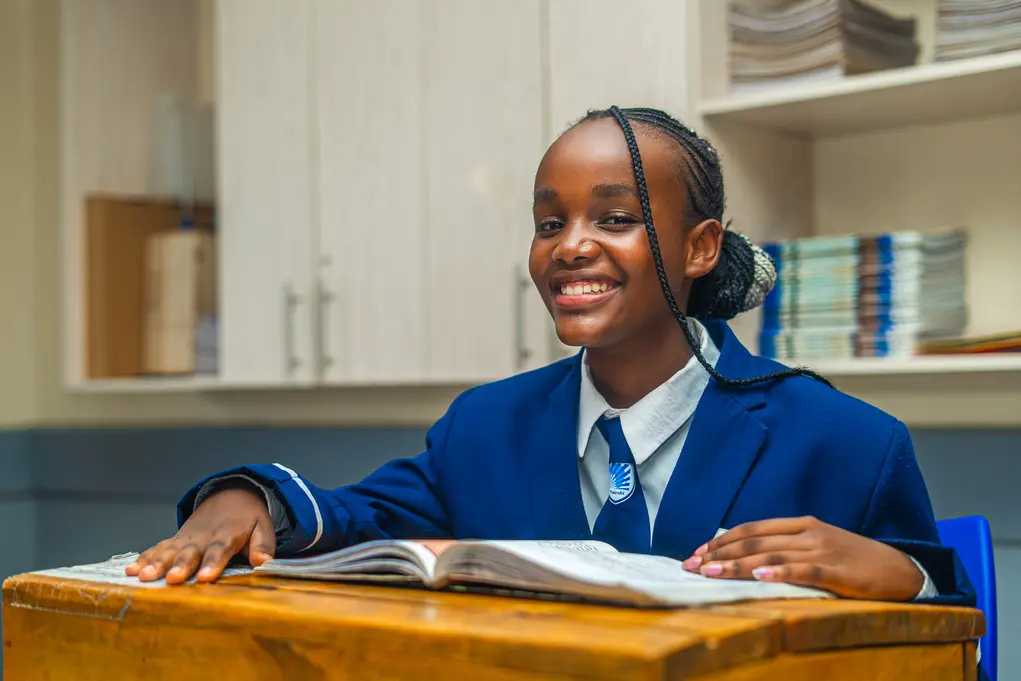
[708, 599, 985, 651]
[2, 573, 982, 681]
[688, 643, 965, 681]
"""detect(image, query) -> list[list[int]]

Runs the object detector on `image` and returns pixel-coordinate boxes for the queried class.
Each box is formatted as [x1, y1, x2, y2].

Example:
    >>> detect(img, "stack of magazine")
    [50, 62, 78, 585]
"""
[728, 0, 920, 93]
[759, 229, 968, 362]
[935, 0, 1021, 61]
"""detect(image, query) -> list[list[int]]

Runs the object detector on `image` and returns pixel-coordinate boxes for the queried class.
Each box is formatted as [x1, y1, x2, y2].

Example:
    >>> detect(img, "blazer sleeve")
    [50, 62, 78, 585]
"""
[176, 391, 471, 557]
[859, 419, 977, 608]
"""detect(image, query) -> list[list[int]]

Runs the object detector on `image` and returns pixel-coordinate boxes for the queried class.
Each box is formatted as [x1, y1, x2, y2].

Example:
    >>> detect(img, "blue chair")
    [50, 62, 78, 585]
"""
[937, 515, 997, 681]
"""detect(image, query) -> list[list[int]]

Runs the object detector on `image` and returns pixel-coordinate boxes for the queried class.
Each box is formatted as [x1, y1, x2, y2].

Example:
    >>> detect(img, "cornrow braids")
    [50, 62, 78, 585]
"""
[575, 106, 832, 390]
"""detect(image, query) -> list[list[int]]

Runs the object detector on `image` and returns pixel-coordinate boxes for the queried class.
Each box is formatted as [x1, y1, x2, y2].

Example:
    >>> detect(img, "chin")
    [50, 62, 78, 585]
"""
[552, 317, 609, 349]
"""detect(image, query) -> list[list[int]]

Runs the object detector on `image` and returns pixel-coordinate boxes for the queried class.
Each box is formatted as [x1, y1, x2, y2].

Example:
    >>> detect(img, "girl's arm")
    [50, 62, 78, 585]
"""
[683, 421, 977, 606]
[128, 392, 469, 584]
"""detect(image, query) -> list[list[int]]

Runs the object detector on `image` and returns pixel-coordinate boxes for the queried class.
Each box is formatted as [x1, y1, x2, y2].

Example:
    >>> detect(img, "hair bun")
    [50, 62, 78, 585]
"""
[687, 231, 776, 321]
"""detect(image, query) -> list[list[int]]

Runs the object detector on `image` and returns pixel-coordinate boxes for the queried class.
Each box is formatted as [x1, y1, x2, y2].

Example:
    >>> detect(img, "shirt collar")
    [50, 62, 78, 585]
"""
[576, 319, 721, 465]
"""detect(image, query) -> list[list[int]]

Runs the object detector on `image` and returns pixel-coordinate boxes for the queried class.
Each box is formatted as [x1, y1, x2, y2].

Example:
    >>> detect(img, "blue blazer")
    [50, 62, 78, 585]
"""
[178, 321, 975, 607]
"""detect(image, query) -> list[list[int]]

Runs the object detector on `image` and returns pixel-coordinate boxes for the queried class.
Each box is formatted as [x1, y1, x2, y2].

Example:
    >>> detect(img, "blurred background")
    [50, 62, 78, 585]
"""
[1, 0, 1019, 674]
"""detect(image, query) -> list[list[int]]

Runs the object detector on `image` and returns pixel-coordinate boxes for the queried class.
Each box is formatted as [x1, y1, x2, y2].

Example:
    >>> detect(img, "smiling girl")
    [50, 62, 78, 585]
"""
[126, 106, 974, 608]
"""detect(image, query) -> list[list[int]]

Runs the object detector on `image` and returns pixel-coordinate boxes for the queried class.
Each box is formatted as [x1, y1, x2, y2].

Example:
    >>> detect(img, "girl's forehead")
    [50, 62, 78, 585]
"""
[535, 118, 677, 191]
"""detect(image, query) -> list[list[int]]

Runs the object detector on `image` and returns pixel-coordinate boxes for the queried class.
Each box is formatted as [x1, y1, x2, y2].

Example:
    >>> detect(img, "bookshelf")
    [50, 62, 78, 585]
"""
[808, 354, 1021, 378]
[692, 0, 1021, 392]
[699, 49, 1021, 136]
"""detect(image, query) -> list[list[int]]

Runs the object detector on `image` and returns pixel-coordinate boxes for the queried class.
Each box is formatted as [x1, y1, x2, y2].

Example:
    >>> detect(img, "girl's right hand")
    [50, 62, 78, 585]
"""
[124, 485, 276, 585]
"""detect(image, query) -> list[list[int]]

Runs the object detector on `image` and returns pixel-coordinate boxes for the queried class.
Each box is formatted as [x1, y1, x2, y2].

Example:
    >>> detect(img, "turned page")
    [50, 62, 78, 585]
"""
[437, 541, 832, 606]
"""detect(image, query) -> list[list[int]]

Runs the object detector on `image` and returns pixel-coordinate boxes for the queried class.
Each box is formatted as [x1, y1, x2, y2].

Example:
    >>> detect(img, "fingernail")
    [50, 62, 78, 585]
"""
[701, 563, 723, 577]
[683, 556, 702, 570]
[694, 543, 709, 556]
[140, 566, 156, 579]
[198, 567, 213, 579]
[753, 567, 773, 580]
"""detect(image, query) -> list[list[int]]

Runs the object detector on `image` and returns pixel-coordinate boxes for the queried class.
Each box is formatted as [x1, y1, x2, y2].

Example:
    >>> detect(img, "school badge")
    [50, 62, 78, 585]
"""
[608, 462, 636, 504]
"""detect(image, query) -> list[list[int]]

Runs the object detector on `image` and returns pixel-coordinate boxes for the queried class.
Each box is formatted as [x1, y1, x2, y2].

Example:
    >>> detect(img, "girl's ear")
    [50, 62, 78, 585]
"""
[684, 219, 724, 279]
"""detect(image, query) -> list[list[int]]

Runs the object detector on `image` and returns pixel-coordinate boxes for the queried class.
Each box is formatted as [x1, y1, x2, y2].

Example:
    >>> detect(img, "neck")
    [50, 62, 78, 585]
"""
[585, 321, 697, 409]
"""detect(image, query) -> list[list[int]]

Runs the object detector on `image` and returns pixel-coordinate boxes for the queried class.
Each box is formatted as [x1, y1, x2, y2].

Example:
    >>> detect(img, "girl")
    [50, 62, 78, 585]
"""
[127, 106, 973, 607]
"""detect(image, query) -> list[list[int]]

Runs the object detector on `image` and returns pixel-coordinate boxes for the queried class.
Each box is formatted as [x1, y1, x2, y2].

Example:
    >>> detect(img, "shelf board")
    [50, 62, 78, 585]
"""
[800, 354, 1021, 377]
[699, 50, 1021, 137]
[67, 375, 223, 394]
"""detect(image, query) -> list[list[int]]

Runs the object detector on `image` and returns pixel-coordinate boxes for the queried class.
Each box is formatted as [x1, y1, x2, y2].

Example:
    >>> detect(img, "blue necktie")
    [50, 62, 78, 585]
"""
[591, 415, 651, 554]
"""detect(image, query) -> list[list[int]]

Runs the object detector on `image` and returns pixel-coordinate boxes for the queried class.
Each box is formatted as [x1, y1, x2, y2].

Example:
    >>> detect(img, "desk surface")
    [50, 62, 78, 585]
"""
[3, 572, 983, 681]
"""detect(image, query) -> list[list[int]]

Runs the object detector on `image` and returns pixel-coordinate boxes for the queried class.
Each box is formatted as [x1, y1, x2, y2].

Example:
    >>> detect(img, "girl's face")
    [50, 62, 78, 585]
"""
[529, 118, 721, 351]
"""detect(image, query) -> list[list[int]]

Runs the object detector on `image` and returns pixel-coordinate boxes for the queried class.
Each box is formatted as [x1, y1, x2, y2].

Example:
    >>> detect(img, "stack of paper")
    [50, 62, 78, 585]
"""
[728, 0, 920, 93]
[760, 229, 968, 361]
[935, 0, 1021, 61]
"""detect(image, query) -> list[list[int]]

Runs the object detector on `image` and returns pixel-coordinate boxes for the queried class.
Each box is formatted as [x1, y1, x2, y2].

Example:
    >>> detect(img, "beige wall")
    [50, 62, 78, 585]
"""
[0, 0, 58, 427]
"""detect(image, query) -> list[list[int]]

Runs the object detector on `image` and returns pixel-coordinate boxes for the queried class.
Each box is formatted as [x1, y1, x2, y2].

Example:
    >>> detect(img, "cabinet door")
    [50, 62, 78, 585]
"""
[315, 0, 427, 384]
[216, 0, 316, 386]
[422, 0, 545, 382]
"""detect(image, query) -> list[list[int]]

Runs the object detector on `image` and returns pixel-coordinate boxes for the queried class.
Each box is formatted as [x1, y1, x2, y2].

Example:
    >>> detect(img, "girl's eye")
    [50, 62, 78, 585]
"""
[535, 219, 563, 233]
[601, 214, 640, 227]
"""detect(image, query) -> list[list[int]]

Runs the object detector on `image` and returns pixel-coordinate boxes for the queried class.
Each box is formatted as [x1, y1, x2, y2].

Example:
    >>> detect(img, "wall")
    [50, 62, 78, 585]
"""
[0, 0, 55, 428]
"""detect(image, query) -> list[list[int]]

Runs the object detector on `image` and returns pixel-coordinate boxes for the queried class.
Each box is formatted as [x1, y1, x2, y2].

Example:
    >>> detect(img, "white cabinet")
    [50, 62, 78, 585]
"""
[314, 0, 545, 385]
[215, 0, 316, 386]
[315, 0, 427, 385]
[421, 0, 545, 383]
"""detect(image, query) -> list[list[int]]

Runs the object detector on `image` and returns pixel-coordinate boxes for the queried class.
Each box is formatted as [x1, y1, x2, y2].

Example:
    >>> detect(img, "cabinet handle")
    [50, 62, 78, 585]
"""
[316, 278, 336, 378]
[282, 283, 301, 376]
[514, 266, 532, 371]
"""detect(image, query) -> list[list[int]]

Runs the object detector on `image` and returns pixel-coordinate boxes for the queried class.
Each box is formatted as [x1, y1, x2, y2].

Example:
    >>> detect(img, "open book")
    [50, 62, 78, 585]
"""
[254, 539, 832, 607]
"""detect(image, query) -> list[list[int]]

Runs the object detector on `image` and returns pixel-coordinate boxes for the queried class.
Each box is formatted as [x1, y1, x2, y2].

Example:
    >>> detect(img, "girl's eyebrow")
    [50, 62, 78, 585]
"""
[591, 183, 637, 199]
[533, 187, 558, 206]
[533, 182, 637, 208]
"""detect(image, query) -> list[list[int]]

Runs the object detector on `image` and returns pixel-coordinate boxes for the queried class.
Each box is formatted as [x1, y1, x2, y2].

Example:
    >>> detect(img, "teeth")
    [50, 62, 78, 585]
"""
[560, 282, 612, 295]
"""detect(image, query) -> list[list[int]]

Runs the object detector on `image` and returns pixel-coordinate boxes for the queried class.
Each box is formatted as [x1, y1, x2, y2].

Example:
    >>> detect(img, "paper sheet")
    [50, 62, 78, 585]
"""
[31, 552, 252, 588]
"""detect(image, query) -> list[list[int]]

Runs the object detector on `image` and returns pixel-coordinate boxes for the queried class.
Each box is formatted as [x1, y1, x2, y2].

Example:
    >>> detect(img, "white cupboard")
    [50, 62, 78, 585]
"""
[215, 0, 317, 386]
[315, 0, 428, 384]
[314, 0, 546, 385]
[420, 0, 544, 383]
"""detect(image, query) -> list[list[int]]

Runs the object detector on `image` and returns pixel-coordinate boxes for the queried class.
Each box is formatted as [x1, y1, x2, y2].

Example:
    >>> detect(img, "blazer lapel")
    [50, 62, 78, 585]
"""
[651, 322, 769, 559]
[524, 354, 592, 541]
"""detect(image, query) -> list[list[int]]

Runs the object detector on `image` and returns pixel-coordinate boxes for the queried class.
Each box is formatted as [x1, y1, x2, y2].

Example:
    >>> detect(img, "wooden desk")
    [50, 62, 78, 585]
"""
[3, 572, 983, 680]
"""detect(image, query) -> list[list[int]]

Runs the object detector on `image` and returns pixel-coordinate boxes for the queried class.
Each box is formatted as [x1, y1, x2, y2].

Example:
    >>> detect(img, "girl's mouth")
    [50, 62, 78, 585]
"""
[553, 280, 621, 309]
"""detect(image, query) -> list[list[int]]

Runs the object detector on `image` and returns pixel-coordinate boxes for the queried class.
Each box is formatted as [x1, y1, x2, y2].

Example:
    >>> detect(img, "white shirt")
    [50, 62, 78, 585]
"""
[577, 319, 718, 537]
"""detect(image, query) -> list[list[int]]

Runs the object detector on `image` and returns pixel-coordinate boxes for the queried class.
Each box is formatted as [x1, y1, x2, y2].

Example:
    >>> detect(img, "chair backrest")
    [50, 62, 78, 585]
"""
[937, 515, 997, 681]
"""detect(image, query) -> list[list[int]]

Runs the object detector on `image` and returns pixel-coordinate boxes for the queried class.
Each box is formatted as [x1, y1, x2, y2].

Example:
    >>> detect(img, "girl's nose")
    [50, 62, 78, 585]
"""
[552, 222, 599, 264]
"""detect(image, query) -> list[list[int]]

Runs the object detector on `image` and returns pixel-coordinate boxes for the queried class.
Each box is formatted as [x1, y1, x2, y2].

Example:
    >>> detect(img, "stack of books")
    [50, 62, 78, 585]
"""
[728, 0, 920, 93]
[759, 229, 968, 362]
[934, 0, 1021, 61]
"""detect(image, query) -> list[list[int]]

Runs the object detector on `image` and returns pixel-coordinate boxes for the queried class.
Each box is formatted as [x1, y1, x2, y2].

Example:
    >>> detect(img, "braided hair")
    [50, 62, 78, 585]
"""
[573, 106, 831, 389]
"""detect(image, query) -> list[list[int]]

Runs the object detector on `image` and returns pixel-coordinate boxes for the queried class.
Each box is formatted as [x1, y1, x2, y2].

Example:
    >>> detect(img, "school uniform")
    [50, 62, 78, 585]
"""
[179, 319, 975, 608]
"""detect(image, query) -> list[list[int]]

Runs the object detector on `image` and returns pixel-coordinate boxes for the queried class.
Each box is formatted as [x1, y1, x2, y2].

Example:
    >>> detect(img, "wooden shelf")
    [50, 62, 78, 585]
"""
[699, 50, 1021, 137]
[802, 354, 1021, 378]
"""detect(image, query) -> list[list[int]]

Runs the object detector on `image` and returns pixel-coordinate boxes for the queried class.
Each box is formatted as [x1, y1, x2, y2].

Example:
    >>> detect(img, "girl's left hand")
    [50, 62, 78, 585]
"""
[682, 516, 925, 601]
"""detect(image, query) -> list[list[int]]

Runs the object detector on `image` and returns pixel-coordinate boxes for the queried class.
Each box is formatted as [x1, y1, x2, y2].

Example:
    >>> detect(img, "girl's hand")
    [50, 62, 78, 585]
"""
[682, 516, 925, 601]
[125, 485, 275, 585]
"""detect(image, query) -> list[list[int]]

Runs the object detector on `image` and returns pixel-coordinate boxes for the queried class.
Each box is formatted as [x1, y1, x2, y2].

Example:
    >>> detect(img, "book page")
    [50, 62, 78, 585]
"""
[33, 553, 252, 589]
[446, 543, 830, 606]
[258, 539, 440, 582]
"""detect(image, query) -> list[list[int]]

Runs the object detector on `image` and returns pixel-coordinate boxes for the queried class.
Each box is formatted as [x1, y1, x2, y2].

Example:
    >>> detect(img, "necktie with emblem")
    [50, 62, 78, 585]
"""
[591, 415, 651, 554]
